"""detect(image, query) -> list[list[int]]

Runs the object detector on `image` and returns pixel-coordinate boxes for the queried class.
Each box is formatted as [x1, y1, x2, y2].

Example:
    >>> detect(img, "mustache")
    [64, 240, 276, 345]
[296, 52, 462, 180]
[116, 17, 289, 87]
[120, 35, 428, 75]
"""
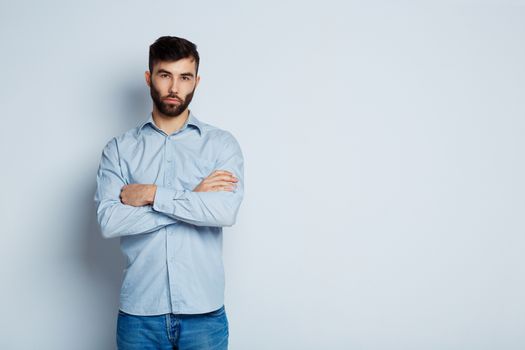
[164, 94, 181, 101]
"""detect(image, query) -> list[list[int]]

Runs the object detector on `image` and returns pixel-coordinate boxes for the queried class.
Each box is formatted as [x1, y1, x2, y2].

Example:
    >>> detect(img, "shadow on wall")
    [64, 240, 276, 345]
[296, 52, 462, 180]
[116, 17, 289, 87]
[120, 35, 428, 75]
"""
[83, 182, 124, 295]
[78, 79, 150, 349]
[116, 72, 151, 128]
[81, 182, 124, 349]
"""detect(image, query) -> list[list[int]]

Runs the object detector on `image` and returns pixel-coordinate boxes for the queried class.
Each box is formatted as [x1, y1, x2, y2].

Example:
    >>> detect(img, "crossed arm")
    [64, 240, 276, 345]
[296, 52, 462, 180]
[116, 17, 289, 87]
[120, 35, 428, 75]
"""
[94, 137, 244, 239]
[119, 170, 238, 207]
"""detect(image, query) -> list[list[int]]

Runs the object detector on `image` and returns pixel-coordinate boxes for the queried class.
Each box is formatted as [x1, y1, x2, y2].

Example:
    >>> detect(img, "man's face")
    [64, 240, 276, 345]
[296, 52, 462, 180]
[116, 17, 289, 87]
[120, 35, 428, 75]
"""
[146, 58, 200, 117]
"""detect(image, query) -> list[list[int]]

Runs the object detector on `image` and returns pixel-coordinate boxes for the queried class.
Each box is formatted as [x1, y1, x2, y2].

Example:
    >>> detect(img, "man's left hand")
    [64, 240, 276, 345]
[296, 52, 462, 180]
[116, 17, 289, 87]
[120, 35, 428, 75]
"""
[120, 184, 157, 207]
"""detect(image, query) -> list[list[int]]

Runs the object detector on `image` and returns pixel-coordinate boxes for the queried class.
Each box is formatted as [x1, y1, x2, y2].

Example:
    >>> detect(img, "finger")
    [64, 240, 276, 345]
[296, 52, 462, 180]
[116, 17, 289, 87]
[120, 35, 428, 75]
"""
[204, 174, 238, 183]
[202, 177, 238, 184]
[207, 174, 238, 183]
[206, 180, 238, 189]
[209, 185, 235, 192]
[208, 170, 234, 178]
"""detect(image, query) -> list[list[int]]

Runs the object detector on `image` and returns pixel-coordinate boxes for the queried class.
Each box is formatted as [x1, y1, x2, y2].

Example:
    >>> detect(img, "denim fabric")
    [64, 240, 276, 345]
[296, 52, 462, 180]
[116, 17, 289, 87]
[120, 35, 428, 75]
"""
[117, 305, 229, 349]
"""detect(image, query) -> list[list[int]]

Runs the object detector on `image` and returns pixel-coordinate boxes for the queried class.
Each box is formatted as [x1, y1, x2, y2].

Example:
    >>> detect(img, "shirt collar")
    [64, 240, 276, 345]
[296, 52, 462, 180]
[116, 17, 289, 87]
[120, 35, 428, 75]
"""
[137, 109, 203, 137]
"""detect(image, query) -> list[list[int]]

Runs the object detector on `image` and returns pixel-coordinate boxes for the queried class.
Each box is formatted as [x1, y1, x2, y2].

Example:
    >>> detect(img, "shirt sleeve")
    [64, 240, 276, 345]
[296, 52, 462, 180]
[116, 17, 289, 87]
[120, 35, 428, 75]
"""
[94, 137, 179, 239]
[152, 132, 245, 227]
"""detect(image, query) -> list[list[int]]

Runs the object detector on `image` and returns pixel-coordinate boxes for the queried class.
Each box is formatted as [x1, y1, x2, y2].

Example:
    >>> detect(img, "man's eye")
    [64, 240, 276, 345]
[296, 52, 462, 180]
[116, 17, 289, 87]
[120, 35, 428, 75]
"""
[182, 76, 190, 81]
[161, 74, 169, 78]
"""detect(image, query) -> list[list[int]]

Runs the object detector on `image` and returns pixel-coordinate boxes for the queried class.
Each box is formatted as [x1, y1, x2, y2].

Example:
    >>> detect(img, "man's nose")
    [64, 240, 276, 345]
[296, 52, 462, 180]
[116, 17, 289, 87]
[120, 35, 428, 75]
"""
[169, 80, 180, 94]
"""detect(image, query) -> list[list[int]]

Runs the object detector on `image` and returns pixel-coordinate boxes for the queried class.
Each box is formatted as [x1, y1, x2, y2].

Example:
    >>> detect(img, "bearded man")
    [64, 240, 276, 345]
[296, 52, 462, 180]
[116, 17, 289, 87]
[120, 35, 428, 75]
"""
[94, 35, 244, 350]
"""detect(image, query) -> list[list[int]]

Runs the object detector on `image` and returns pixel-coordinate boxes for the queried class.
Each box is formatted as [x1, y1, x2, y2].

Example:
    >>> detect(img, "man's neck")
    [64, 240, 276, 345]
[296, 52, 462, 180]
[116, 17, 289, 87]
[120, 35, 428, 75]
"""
[152, 108, 190, 135]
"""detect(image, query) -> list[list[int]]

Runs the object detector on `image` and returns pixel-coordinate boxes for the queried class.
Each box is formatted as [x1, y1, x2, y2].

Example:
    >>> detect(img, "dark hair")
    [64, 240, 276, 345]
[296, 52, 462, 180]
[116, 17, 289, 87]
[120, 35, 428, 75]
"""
[149, 36, 200, 75]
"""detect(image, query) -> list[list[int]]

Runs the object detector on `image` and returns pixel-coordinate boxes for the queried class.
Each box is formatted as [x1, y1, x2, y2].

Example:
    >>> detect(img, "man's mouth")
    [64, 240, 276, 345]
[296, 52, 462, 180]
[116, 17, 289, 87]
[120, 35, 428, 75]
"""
[164, 97, 181, 104]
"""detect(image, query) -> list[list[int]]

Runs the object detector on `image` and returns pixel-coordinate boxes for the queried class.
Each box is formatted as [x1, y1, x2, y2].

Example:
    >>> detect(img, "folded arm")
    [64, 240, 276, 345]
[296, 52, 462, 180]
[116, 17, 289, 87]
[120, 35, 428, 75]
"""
[94, 137, 178, 239]
[151, 133, 245, 227]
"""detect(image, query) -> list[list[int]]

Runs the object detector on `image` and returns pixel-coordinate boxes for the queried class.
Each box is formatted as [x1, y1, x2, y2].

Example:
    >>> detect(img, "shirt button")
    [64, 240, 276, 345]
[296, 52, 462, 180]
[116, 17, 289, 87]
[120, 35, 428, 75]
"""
[167, 182, 172, 186]
[167, 159, 172, 163]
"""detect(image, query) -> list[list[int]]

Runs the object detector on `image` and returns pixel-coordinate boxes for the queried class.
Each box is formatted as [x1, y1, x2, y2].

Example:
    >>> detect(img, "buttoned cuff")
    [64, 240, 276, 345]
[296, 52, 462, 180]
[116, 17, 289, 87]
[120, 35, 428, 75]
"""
[153, 186, 188, 214]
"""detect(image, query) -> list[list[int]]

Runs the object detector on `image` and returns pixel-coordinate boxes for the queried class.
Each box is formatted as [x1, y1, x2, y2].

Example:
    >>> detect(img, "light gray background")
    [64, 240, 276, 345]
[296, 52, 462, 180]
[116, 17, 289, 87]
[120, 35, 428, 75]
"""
[1, 0, 524, 349]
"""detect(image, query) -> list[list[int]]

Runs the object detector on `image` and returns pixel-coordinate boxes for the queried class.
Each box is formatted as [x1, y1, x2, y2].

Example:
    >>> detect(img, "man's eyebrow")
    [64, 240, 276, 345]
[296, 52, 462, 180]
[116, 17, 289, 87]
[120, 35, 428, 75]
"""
[156, 69, 173, 75]
[156, 70, 194, 78]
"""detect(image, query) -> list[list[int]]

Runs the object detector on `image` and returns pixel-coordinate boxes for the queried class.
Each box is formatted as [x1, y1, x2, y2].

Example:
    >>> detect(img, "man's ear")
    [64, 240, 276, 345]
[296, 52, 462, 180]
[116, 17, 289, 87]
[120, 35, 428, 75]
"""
[145, 71, 151, 87]
[195, 75, 201, 88]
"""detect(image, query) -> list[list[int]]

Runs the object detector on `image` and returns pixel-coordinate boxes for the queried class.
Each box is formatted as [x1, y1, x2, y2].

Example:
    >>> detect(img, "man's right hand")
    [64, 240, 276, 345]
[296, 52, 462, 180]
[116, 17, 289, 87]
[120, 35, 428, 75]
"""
[193, 170, 238, 192]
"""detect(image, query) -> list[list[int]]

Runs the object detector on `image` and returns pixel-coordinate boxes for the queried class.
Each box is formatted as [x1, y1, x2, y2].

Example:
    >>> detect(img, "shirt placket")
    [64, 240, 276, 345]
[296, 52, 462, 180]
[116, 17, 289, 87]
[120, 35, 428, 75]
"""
[164, 133, 180, 312]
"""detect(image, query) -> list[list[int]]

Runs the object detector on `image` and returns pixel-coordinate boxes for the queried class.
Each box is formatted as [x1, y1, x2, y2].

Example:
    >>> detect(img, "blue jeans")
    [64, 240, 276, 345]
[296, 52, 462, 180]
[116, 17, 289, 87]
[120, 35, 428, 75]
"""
[116, 305, 229, 350]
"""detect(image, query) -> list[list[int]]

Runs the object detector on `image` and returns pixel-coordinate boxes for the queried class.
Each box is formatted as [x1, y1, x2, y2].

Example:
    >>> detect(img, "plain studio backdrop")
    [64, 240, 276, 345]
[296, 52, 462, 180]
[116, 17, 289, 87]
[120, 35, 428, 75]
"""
[0, 0, 523, 349]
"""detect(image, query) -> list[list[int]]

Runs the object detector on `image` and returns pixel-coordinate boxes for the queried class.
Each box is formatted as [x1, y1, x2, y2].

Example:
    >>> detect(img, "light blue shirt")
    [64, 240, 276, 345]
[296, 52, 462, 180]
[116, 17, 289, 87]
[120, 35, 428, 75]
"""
[94, 110, 244, 315]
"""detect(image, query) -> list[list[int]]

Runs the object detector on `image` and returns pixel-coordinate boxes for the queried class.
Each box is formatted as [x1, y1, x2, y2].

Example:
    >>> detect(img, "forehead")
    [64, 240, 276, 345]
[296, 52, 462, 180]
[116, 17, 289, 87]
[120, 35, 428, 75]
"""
[152, 57, 197, 74]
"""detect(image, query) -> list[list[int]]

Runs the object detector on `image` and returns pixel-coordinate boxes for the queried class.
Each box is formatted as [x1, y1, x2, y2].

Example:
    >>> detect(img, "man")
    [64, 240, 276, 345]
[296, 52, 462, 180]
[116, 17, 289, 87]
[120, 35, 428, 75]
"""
[94, 36, 244, 350]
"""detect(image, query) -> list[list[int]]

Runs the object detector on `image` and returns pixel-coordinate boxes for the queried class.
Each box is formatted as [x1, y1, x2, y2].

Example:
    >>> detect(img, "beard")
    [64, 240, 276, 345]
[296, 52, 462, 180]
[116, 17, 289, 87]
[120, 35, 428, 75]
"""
[150, 82, 195, 117]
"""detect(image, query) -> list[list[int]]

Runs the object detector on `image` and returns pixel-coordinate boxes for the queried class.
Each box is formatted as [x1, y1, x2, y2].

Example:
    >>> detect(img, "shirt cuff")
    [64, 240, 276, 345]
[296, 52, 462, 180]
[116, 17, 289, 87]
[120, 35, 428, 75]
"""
[152, 186, 188, 213]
